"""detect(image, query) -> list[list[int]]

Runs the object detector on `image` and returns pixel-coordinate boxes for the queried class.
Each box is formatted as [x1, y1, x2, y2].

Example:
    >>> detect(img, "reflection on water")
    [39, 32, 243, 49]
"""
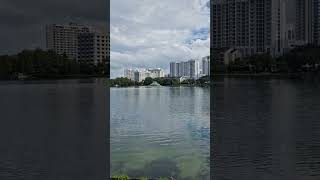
[111, 87, 210, 180]
[0, 79, 108, 180]
[212, 77, 320, 180]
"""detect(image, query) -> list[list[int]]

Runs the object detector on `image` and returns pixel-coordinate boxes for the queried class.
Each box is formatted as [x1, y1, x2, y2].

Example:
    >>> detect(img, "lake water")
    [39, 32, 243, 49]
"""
[212, 77, 320, 180]
[2, 77, 319, 180]
[0, 79, 108, 180]
[111, 87, 210, 180]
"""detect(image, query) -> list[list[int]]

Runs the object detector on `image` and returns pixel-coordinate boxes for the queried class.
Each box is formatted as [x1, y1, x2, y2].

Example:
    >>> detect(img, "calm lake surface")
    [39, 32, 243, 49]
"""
[212, 77, 320, 180]
[111, 87, 210, 179]
[0, 79, 108, 180]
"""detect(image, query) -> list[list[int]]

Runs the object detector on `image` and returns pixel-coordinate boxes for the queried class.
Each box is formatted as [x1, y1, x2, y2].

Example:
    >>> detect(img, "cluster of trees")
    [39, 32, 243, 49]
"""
[213, 45, 320, 74]
[109, 77, 180, 87]
[110, 76, 210, 87]
[0, 49, 108, 80]
[109, 77, 139, 87]
[153, 77, 180, 86]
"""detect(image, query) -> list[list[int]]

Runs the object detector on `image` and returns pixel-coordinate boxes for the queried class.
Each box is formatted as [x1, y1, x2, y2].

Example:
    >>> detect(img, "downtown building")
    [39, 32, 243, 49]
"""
[77, 32, 109, 65]
[296, 0, 320, 45]
[314, 0, 320, 45]
[201, 56, 210, 76]
[124, 68, 165, 82]
[46, 23, 91, 60]
[170, 59, 205, 79]
[46, 23, 109, 65]
[212, 0, 289, 58]
[296, 0, 314, 45]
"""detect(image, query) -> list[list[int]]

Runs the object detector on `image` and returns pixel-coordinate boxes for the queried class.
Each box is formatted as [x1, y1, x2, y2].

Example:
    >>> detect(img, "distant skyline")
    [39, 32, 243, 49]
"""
[110, 0, 210, 78]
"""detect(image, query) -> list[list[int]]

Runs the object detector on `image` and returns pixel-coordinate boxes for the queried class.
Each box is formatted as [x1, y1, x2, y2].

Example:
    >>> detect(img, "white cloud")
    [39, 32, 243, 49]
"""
[110, 0, 210, 78]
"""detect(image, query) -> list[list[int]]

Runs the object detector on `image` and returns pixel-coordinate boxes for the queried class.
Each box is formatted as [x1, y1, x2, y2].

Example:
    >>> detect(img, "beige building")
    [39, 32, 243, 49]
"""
[124, 68, 165, 82]
[77, 32, 109, 65]
[46, 23, 110, 65]
[46, 23, 91, 60]
[148, 68, 165, 78]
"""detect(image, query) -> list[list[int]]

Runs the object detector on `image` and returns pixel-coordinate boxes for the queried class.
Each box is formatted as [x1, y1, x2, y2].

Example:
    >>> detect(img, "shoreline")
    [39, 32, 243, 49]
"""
[212, 72, 319, 78]
[214, 72, 295, 76]
[0, 75, 107, 81]
[110, 85, 210, 88]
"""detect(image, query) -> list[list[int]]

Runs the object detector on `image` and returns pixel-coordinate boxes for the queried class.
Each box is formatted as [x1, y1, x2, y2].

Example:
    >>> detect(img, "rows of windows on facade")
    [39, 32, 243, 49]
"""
[46, 22, 110, 65]
[169, 57, 210, 79]
[211, 0, 320, 65]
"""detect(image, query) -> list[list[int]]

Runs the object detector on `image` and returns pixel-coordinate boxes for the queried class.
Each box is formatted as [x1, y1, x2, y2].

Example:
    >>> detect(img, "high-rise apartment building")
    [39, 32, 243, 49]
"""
[170, 60, 200, 79]
[46, 23, 91, 60]
[295, 0, 320, 46]
[170, 62, 179, 77]
[78, 32, 109, 65]
[212, 0, 288, 57]
[296, 0, 314, 44]
[202, 56, 210, 76]
[124, 69, 135, 81]
[148, 68, 165, 78]
[313, 0, 320, 45]
[46, 23, 110, 65]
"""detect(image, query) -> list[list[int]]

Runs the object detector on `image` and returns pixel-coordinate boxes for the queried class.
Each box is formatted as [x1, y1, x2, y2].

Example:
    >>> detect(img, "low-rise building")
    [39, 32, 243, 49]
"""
[224, 48, 242, 65]
[211, 48, 242, 65]
[124, 68, 165, 82]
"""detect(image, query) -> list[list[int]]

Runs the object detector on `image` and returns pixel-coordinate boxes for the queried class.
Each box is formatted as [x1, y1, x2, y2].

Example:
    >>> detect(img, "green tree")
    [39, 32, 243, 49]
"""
[111, 77, 135, 87]
[143, 77, 153, 86]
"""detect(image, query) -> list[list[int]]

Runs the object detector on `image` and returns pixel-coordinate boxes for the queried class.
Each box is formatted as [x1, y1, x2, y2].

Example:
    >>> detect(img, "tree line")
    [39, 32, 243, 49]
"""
[0, 49, 108, 80]
[110, 76, 210, 87]
[212, 45, 320, 74]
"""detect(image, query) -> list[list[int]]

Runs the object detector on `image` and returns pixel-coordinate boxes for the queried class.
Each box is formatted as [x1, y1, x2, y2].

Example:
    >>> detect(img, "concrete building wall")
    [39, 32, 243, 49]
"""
[125, 68, 165, 82]
[314, 0, 320, 45]
[77, 32, 108, 65]
[46, 23, 109, 65]
[296, 0, 314, 44]
[212, 0, 288, 57]
[46, 23, 90, 60]
[169, 59, 203, 79]
[170, 62, 177, 77]
[202, 56, 210, 76]
[124, 69, 135, 81]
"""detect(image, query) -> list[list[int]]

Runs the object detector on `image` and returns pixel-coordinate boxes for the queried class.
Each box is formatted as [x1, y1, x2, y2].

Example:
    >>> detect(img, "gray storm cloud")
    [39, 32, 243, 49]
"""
[0, 0, 108, 55]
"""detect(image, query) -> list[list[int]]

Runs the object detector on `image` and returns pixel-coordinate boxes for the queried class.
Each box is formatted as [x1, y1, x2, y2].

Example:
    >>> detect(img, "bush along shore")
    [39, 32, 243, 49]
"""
[109, 76, 210, 87]
[212, 45, 320, 77]
[0, 49, 108, 80]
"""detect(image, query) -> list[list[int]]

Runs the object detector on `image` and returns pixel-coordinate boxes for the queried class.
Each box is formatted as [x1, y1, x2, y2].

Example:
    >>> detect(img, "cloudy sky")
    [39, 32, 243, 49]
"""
[110, 0, 210, 78]
[0, 0, 107, 55]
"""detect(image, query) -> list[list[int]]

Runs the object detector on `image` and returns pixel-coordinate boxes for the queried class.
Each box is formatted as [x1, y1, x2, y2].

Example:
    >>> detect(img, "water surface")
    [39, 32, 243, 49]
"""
[212, 77, 320, 180]
[111, 87, 210, 179]
[0, 79, 108, 180]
